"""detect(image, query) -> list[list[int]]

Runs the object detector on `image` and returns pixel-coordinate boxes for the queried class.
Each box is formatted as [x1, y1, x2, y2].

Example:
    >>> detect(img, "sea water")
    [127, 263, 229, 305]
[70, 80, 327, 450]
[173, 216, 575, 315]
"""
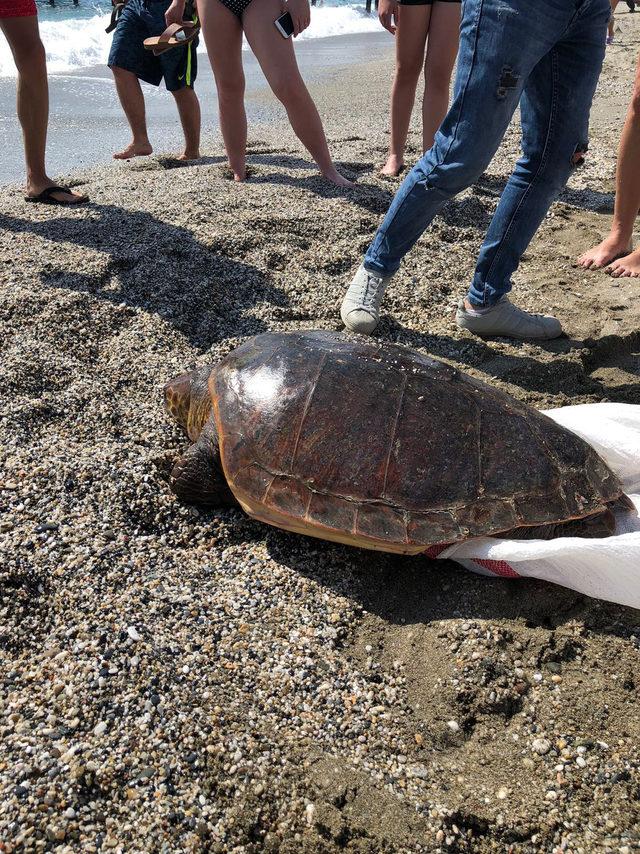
[0, 0, 382, 77]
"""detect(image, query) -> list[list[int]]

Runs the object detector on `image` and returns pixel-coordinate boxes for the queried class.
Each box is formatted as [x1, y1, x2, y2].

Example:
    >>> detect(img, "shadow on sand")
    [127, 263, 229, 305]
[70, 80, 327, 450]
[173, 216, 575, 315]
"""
[375, 319, 640, 403]
[202, 510, 640, 634]
[0, 203, 289, 350]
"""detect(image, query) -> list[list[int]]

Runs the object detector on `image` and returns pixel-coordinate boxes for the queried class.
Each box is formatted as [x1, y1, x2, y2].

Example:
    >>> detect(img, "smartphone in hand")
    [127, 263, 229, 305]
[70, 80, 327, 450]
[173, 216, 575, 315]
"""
[275, 11, 294, 38]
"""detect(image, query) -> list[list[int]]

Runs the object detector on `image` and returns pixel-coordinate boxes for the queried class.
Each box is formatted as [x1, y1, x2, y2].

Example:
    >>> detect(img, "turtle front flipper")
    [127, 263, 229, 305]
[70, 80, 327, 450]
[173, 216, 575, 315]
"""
[170, 416, 236, 508]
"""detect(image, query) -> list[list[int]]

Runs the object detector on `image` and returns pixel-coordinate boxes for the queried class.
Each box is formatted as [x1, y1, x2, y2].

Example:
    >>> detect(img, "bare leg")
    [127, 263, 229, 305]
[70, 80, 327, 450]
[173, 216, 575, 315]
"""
[111, 66, 153, 159]
[381, 4, 430, 176]
[421, 0, 460, 152]
[578, 52, 640, 269]
[198, 0, 247, 180]
[242, 0, 354, 187]
[608, 0, 620, 41]
[1, 16, 85, 202]
[171, 86, 201, 159]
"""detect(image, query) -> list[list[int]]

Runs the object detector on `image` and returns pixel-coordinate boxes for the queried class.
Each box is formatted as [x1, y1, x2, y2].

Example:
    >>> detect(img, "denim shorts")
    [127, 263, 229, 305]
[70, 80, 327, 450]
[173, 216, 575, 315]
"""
[108, 0, 198, 92]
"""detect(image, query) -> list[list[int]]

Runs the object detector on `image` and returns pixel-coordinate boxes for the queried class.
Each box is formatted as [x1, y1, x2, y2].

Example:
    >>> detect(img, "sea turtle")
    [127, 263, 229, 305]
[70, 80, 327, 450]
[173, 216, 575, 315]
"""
[164, 331, 633, 551]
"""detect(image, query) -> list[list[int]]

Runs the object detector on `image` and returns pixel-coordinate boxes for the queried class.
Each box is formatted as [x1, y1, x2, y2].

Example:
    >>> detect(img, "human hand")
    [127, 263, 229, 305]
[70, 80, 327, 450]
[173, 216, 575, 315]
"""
[285, 0, 311, 37]
[165, 0, 186, 27]
[378, 0, 398, 35]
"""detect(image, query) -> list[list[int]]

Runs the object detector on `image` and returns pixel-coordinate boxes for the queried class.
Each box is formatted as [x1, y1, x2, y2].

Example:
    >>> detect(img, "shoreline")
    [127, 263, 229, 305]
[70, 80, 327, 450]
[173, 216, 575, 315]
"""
[0, 30, 392, 185]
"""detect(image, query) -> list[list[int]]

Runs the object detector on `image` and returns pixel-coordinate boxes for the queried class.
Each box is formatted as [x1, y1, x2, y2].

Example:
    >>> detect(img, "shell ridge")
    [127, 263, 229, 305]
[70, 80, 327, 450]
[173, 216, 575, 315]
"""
[243, 460, 606, 517]
[525, 412, 566, 488]
[289, 350, 328, 471]
[381, 372, 408, 498]
[241, 461, 407, 510]
[262, 474, 277, 503]
[474, 395, 483, 498]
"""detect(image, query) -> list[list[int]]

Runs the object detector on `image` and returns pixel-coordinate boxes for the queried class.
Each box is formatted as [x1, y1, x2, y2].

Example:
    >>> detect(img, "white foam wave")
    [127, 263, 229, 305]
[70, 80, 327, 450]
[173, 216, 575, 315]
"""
[298, 4, 381, 40]
[0, 4, 381, 77]
[0, 13, 111, 77]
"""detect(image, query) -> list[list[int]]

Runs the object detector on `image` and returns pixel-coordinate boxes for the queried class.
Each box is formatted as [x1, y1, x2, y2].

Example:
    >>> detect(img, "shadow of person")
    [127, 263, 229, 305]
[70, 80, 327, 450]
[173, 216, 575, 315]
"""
[246, 152, 319, 171]
[474, 172, 616, 214]
[0, 204, 289, 351]
[375, 318, 640, 403]
[246, 171, 395, 216]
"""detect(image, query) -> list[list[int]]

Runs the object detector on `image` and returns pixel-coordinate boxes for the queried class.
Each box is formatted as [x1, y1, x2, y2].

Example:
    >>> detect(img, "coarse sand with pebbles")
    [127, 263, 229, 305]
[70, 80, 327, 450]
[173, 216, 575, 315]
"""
[1, 10, 640, 853]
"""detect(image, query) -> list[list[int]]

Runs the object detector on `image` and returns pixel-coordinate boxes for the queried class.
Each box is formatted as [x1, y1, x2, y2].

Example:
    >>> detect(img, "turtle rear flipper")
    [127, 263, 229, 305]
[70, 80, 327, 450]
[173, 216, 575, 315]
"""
[504, 507, 617, 541]
[170, 417, 235, 507]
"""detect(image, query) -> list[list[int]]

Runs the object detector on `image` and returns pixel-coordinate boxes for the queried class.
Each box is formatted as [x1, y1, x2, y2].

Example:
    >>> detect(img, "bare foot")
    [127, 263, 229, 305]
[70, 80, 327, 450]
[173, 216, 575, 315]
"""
[380, 155, 405, 177]
[113, 141, 153, 160]
[323, 168, 356, 188]
[26, 179, 88, 204]
[176, 151, 201, 161]
[607, 247, 640, 277]
[577, 235, 632, 269]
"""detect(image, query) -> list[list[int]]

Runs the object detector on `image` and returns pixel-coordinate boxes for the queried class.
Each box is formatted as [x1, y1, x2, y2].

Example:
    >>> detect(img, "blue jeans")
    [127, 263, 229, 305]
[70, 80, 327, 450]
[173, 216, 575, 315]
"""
[364, 0, 609, 306]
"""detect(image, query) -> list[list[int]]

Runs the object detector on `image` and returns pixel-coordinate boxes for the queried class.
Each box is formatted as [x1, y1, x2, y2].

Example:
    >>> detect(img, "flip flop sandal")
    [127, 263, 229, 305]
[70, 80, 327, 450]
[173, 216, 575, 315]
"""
[105, 1, 126, 34]
[24, 186, 89, 206]
[143, 21, 199, 57]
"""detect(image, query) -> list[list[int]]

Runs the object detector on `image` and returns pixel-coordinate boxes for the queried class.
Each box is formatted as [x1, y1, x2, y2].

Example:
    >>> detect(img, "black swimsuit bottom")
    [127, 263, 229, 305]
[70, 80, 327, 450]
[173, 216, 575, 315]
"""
[221, 0, 253, 17]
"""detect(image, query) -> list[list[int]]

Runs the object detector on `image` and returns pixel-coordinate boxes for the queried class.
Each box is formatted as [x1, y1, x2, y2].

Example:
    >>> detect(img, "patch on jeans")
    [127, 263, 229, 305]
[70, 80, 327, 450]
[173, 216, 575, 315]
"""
[572, 142, 589, 167]
[497, 67, 519, 100]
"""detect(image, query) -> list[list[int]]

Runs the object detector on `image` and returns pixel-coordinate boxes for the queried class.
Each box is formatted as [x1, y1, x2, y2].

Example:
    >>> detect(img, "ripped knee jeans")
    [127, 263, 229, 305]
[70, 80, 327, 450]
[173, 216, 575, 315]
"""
[364, 0, 610, 305]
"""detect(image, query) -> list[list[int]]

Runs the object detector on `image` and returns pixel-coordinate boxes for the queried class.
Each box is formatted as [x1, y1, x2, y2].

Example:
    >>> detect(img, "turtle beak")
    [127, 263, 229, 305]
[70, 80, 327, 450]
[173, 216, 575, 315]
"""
[164, 373, 192, 433]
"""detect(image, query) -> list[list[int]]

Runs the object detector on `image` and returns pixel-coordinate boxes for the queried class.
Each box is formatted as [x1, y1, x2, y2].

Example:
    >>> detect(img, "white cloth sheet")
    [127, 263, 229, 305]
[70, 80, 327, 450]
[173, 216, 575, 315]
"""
[437, 404, 640, 608]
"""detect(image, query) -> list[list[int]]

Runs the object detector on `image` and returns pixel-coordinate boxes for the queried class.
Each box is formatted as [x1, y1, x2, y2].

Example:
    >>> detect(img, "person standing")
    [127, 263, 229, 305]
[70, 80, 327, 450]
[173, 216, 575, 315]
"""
[340, 0, 610, 340]
[378, 0, 461, 177]
[0, 0, 88, 204]
[169, 0, 352, 185]
[108, 0, 201, 161]
[578, 51, 640, 277]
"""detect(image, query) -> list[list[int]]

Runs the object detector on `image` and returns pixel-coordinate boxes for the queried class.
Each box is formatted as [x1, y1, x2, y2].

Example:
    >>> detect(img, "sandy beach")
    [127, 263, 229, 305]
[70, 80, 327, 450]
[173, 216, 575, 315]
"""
[1, 7, 639, 852]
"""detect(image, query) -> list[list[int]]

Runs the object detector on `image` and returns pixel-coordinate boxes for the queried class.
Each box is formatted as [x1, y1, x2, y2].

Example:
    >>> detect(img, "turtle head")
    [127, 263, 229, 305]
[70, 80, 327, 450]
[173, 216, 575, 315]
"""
[164, 366, 214, 442]
[165, 365, 236, 508]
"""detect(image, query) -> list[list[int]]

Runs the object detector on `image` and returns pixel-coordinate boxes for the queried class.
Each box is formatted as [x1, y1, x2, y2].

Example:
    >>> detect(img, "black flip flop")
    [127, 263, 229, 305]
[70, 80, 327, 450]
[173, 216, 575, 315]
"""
[24, 186, 89, 206]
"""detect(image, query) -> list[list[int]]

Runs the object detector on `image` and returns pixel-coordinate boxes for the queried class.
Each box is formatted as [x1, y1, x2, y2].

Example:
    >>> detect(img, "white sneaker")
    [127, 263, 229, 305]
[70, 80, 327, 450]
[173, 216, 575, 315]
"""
[340, 264, 393, 335]
[456, 297, 563, 339]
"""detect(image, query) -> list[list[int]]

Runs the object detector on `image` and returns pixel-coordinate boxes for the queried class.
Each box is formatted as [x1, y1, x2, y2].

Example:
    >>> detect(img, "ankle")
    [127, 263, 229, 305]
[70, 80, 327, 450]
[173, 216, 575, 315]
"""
[26, 170, 48, 188]
[318, 159, 338, 176]
[608, 229, 633, 246]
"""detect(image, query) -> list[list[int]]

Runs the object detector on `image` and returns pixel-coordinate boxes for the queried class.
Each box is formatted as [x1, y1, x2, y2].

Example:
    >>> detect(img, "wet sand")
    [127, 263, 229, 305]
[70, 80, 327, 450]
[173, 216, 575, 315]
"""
[0, 10, 639, 853]
[0, 31, 390, 183]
